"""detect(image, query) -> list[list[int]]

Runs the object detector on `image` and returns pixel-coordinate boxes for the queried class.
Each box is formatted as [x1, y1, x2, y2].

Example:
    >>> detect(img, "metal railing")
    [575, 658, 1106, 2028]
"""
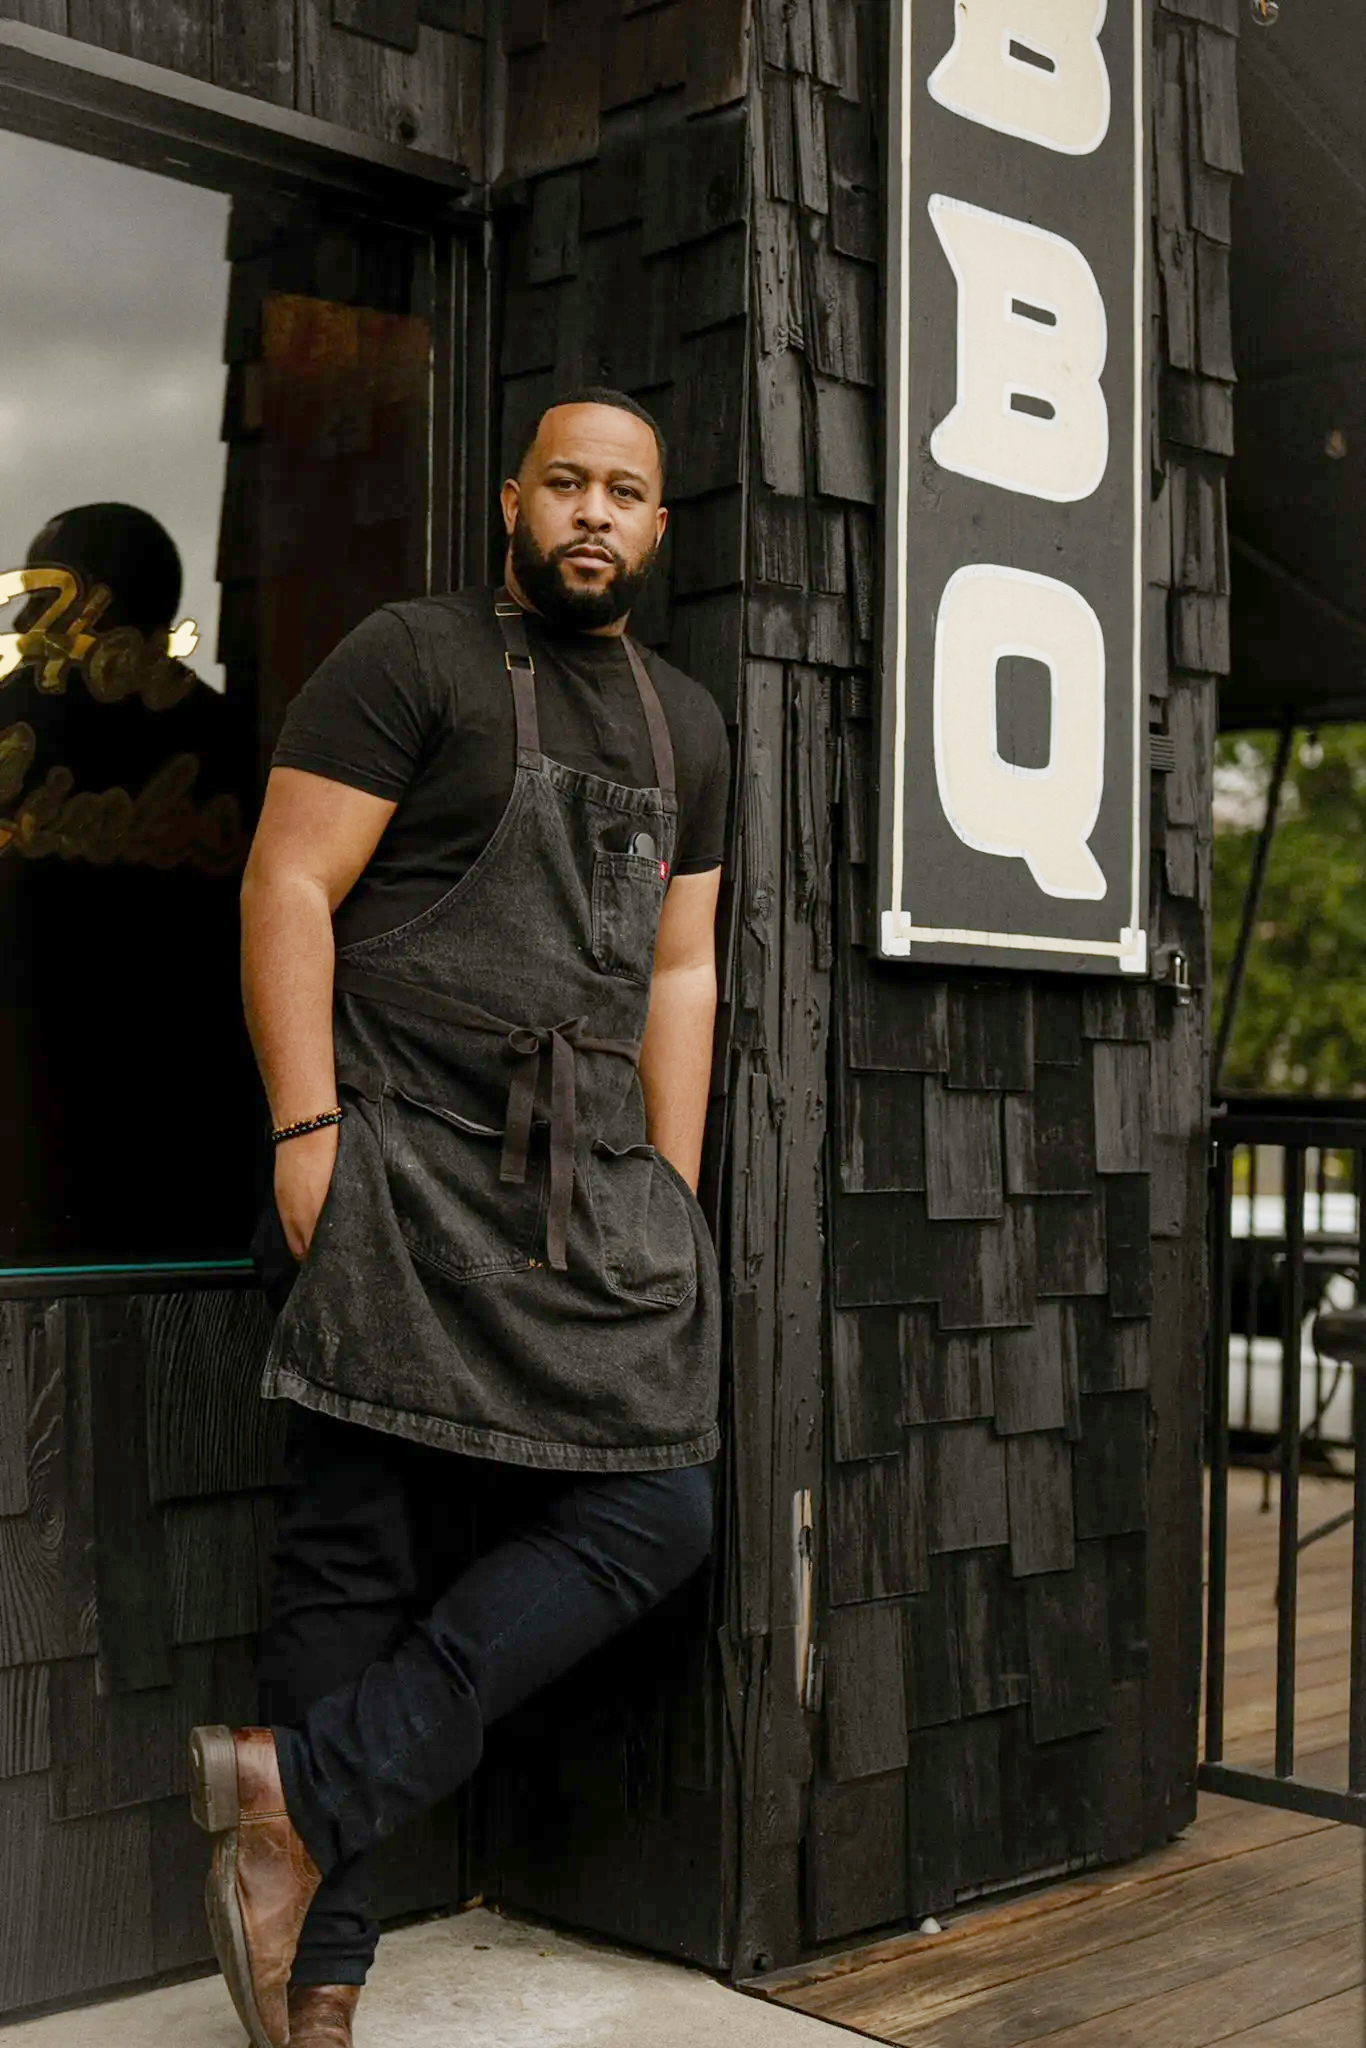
[1202, 1097, 1366, 1826]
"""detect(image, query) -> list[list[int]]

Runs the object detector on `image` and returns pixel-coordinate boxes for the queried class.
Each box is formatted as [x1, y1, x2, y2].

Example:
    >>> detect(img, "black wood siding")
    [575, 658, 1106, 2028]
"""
[477, 0, 752, 1971]
[760, 0, 1225, 1962]
[0, 0, 490, 2015]
[0, 1292, 467, 2012]
[0, 0, 487, 166]
[0, 0, 1229, 2005]
[485, 0, 1225, 1977]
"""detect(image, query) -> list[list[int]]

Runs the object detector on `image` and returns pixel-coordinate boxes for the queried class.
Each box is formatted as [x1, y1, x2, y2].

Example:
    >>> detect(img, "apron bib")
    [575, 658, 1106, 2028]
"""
[261, 590, 722, 1472]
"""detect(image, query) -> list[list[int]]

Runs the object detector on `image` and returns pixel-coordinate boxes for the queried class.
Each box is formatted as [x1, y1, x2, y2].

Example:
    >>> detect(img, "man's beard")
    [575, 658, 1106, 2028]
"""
[510, 515, 658, 631]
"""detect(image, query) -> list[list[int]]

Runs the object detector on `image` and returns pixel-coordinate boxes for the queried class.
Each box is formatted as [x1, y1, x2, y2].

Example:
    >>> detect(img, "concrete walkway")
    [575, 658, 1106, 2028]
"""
[2, 1907, 851, 2048]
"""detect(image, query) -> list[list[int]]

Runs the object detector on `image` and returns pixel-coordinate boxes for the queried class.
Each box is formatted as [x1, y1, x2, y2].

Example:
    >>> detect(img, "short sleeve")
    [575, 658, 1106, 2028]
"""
[673, 693, 732, 875]
[272, 606, 440, 802]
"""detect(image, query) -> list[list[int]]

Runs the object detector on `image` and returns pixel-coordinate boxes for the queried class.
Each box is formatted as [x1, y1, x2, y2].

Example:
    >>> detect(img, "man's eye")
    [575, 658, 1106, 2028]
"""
[614, 487, 642, 501]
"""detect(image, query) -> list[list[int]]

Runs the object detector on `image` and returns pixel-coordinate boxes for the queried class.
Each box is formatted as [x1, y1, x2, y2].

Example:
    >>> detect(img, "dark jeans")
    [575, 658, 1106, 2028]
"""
[257, 1404, 715, 1986]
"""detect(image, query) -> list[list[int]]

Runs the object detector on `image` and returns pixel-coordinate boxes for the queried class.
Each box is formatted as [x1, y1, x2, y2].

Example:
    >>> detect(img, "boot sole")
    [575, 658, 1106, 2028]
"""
[190, 1726, 280, 2048]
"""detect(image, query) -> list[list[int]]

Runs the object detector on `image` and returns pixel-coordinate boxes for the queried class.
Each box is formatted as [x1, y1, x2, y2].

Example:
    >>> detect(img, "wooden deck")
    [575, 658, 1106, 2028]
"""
[756, 1469, 1364, 2047]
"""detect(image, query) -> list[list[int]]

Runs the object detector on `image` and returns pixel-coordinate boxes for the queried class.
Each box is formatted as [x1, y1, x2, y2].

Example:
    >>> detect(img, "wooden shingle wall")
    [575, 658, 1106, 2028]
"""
[487, 0, 1226, 1974]
[476, 0, 754, 1972]
[494, 1, 752, 695]
[740, 0, 1225, 1961]
[0, 1292, 464, 2015]
[0, 0, 1229, 1999]
[0, 0, 485, 2017]
[1144, 0, 1235, 1910]
[0, 0, 487, 172]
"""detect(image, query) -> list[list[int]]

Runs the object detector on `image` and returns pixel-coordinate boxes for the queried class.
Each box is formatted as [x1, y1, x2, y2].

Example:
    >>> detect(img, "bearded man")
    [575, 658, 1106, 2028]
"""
[188, 389, 728, 2048]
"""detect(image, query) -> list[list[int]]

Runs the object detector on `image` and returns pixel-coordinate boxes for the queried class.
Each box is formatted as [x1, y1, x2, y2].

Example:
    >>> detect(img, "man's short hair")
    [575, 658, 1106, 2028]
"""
[513, 386, 668, 494]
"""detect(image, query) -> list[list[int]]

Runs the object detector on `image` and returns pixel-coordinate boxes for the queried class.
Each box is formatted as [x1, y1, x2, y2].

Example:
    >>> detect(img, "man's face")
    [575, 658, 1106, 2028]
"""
[500, 402, 667, 631]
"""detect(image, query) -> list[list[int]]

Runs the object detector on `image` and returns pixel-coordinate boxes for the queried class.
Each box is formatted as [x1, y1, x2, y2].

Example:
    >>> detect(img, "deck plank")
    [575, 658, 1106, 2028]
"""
[1217, 1987, 1363, 2045]
[981, 1926, 1364, 2048]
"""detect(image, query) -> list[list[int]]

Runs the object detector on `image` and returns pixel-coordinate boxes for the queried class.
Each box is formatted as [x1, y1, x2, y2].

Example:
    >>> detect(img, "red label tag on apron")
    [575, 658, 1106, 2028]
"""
[659, 860, 668, 879]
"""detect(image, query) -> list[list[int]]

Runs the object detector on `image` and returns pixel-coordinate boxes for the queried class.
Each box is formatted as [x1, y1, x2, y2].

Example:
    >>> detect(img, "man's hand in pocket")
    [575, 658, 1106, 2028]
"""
[274, 1123, 340, 1261]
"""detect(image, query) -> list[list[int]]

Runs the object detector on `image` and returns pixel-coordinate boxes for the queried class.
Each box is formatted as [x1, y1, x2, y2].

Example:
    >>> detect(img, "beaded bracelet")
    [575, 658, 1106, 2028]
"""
[270, 1107, 345, 1146]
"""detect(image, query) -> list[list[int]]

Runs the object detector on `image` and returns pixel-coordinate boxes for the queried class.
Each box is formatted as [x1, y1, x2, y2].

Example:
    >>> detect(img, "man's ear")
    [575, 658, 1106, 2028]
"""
[499, 477, 520, 538]
[655, 503, 669, 545]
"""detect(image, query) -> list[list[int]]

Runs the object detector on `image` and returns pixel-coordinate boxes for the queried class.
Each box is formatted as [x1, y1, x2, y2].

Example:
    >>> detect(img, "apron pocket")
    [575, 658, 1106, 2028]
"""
[588, 1139, 697, 1307]
[591, 850, 666, 984]
[381, 1087, 547, 1281]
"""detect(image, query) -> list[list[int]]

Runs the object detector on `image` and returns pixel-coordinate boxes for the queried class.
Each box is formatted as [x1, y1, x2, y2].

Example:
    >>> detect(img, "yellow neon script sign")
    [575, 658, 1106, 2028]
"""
[0, 570, 246, 875]
[0, 566, 201, 709]
[0, 727, 246, 875]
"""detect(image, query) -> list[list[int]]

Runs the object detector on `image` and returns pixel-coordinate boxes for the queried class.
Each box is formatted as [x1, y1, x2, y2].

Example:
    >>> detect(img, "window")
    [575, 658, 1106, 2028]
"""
[0, 126, 438, 1267]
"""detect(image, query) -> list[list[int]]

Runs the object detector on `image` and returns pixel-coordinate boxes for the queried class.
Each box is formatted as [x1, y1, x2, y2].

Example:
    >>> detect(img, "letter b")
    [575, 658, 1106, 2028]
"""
[929, 196, 1109, 504]
[928, 0, 1111, 156]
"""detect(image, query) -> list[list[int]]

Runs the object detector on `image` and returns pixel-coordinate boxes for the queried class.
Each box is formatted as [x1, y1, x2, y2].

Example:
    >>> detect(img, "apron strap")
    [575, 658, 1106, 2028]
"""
[495, 584, 676, 803]
[495, 588, 540, 757]
[623, 637, 677, 802]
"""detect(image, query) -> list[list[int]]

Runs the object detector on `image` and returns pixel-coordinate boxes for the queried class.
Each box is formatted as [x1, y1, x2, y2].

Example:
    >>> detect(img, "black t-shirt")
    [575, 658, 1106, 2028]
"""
[273, 587, 732, 950]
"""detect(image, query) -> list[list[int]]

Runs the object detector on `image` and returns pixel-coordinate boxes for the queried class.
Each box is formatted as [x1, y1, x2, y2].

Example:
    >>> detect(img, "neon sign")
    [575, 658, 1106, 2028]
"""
[0, 566, 245, 874]
[0, 565, 201, 708]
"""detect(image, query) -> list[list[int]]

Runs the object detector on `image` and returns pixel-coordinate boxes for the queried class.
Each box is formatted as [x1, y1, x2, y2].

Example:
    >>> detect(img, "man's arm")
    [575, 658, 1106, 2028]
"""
[636, 867, 722, 1192]
[241, 766, 397, 1258]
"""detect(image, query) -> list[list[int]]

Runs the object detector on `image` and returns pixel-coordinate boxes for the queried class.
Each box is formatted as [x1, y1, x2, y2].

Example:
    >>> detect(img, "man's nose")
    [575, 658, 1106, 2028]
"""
[574, 492, 613, 531]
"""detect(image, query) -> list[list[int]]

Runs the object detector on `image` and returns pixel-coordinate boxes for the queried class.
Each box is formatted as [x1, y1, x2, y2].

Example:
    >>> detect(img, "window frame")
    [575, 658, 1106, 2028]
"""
[0, 21, 491, 1295]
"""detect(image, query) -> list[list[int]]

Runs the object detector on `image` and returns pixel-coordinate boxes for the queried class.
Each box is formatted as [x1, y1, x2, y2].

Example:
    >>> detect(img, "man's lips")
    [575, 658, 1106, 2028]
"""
[563, 547, 615, 566]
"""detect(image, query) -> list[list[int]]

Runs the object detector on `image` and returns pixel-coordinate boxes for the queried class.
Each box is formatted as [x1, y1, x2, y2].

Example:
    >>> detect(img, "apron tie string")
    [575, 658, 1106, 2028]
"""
[498, 1016, 638, 1271]
[547, 1024, 578, 1272]
[499, 1026, 542, 1194]
[330, 963, 641, 1276]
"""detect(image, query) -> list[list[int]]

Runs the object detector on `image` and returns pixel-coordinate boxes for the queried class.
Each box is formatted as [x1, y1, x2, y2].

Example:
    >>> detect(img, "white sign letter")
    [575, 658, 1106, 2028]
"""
[928, 0, 1111, 155]
[929, 196, 1109, 504]
[933, 564, 1107, 901]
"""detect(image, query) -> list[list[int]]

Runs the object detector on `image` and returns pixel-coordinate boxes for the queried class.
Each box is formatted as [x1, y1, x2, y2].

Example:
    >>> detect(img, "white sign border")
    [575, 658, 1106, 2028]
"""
[877, 0, 1148, 976]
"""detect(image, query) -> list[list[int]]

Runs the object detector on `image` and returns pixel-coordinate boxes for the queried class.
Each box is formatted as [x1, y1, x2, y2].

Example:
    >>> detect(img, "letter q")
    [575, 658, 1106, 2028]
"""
[933, 565, 1108, 901]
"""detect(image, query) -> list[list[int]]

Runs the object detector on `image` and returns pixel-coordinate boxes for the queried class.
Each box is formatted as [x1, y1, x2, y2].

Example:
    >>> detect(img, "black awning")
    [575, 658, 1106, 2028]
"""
[1225, 4, 1366, 729]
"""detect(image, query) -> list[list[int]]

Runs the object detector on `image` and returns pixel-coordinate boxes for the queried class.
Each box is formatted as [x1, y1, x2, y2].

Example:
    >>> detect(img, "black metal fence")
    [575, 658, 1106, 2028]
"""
[1202, 1097, 1366, 1826]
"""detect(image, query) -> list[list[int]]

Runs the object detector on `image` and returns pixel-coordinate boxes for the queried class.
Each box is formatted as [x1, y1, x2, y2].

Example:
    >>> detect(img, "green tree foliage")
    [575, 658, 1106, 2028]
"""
[1213, 726, 1366, 1094]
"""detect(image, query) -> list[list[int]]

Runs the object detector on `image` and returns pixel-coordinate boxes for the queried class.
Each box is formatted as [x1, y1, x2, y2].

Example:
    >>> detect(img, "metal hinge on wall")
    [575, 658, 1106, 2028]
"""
[1152, 943, 1194, 1005]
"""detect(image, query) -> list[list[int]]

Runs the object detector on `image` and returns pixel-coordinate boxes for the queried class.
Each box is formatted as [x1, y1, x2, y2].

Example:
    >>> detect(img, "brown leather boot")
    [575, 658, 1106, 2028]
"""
[189, 1725, 323, 2048]
[288, 1984, 363, 2046]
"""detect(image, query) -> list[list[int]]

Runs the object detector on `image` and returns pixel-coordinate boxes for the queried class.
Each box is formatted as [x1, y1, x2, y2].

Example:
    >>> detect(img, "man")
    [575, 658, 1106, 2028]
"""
[188, 389, 729, 2048]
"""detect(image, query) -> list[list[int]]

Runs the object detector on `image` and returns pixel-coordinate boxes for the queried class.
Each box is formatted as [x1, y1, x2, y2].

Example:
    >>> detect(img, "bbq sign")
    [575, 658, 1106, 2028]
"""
[875, 0, 1147, 974]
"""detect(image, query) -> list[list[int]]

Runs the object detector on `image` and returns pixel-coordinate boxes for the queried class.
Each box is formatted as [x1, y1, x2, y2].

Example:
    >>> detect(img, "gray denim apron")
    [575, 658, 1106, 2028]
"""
[260, 590, 722, 1472]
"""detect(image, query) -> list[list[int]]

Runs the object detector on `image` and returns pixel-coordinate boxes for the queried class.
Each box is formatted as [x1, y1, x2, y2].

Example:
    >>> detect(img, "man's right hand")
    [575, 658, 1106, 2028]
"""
[274, 1122, 341, 1261]
[242, 767, 397, 1269]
